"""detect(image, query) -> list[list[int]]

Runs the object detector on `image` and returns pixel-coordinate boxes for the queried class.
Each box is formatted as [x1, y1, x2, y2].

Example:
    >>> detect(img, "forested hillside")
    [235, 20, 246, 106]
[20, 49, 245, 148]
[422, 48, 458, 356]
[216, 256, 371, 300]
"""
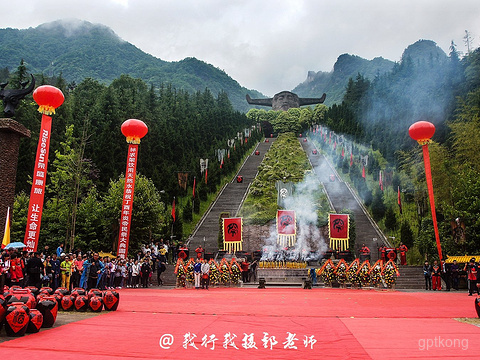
[247, 40, 480, 260]
[2, 62, 261, 253]
[0, 19, 263, 112]
[315, 41, 480, 258]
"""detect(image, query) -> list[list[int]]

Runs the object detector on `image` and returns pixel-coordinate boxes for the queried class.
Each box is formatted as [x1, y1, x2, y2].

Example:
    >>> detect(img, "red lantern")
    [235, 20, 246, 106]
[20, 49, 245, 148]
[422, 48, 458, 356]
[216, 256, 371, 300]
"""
[408, 121, 435, 144]
[33, 85, 65, 115]
[121, 119, 148, 144]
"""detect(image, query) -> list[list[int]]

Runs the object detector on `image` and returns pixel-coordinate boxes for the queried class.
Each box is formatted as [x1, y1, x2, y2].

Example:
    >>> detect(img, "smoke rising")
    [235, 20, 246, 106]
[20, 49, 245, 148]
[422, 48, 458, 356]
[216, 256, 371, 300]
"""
[260, 173, 328, 262]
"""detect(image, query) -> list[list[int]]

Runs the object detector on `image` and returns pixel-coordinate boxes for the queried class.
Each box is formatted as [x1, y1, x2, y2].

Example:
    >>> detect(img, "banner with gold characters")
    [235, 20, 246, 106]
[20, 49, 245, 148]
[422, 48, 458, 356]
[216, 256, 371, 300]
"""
[223, 217, 243, 253]
[328, 213, 350, 251]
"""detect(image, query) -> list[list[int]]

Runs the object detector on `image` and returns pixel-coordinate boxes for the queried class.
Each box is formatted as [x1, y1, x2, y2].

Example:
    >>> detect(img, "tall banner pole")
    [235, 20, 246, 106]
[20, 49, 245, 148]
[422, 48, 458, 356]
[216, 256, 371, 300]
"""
[24, 85, 64, 252]
[409, 121, 443, 261]
[116, 119, 148, 259]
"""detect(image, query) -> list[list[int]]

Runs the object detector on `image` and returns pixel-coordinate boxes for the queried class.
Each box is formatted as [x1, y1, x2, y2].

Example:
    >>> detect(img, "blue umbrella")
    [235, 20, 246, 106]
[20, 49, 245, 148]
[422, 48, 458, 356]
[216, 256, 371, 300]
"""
[4, 242, 27, 249]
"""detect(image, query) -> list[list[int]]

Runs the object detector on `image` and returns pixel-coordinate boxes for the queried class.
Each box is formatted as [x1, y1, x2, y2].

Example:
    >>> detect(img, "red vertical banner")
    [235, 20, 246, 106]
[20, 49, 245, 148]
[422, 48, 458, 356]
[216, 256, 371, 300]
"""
[117, 144, 138, 259]
[24, 85, 64, 252]
[24, 115, 52, 252]
[117, 119, 148, 259]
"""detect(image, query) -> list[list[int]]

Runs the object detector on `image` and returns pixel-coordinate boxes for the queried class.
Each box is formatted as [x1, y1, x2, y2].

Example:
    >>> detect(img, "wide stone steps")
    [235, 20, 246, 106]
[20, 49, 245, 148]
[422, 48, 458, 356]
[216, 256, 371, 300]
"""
[301, 138, 386, 261]
[188, 139, 275, 253]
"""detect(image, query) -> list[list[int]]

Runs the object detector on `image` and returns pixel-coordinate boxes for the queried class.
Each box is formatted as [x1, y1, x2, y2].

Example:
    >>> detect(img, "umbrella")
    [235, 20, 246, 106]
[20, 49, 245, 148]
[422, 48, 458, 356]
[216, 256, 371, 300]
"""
[4, 242, 27, 249]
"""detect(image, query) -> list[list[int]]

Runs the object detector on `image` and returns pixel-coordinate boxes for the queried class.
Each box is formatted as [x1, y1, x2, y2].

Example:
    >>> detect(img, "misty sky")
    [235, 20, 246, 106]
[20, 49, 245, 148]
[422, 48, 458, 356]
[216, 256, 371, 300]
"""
[2, 0, 480, 96]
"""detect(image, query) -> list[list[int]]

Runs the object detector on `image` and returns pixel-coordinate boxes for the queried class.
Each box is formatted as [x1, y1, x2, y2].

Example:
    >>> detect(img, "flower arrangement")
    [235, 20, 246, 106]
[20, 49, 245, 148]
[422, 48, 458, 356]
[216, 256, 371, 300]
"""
[347, 259, 360, 288]
[219, 258, 231, 285]
[357, 260, 371, 287]
[230, 259, 241, 284]
[175, 260, 186, 288]
[335, 259, 348, 287]
[319, 259, 335, 286]
[382, 259, 399, 289]
[208, 260, 221, 285]
[185, 259, 194, 286]
[369, 260, 383, 288]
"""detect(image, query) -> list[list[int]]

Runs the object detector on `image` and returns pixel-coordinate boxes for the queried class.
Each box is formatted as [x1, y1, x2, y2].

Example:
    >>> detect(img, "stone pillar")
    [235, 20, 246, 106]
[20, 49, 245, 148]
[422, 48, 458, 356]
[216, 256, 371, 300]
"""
[0, 118, 31, 239]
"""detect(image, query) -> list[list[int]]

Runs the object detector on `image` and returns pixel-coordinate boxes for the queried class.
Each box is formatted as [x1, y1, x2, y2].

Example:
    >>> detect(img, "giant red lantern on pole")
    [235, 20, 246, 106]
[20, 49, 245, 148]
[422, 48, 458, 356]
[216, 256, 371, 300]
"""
[409, 121, 443, 261]
[24, 86, 64, 252]
[117, 119, 148, 259]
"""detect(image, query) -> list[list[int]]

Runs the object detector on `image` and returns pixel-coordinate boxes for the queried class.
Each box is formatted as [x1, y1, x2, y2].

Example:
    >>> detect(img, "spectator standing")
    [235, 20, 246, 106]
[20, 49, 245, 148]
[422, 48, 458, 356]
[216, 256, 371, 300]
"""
[193, 258, 202, 289]
[50, 254, 61, 290]
[26, 251, 44, 289]
[431, 260, 441, 291]
[60, 255, 73, 290]
[157, 259, 166, 286]
[72, 254, 84, 288]
[450, 260, 460, 290]
[201, 259, 210, 289]
[464, 258, 479, 296]
[56, 244, 64, 258]
[423, 261, 432, 290]
[131, 260, 140, 287]
[441, 261, 451, 291]
[82, 253, 105, 290]
[140, 258, 151, 288]
[9, 253, 24, 287]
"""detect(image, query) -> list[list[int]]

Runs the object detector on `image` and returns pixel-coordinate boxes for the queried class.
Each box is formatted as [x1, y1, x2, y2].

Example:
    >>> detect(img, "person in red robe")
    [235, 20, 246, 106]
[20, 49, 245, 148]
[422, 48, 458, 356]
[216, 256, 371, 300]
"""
[379, 245, 386, 263]
[359, 244, 370, 262]
[398, 243, 408, 265]
[195, 246, 204, 260]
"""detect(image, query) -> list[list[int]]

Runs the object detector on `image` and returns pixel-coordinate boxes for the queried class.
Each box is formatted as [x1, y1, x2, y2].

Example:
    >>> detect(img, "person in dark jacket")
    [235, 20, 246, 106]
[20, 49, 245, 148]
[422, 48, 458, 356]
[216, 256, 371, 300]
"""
[450, 260, 460, 290]
[50, 254, 61, 291]
[140, 257, 152, 288]
[423, 261, 432, 290]
[26, 251, 44, 288]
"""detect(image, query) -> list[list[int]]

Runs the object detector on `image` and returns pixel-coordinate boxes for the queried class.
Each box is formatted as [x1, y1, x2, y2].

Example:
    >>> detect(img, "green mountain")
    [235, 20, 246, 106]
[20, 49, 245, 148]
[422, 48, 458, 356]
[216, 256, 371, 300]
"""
[293, 54, 395, 105]
[0, 19, 263, 112]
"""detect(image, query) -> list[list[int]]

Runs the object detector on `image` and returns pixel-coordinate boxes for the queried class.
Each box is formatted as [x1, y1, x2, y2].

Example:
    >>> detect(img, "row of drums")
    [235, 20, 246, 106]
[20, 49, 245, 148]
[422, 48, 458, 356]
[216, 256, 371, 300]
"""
[0, 286, 120, 337]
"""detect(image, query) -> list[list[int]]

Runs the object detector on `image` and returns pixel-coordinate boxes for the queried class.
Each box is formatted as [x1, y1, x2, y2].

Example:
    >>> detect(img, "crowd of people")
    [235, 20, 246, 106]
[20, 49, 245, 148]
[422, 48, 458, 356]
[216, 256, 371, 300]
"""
[0, 241, 172, 295]
[423, 257, 479, 294]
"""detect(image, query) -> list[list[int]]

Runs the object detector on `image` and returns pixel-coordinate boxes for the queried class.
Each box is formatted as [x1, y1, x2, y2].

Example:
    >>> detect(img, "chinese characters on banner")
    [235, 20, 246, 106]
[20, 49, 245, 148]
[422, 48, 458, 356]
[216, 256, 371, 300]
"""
[24, 117, 52, 252]
[117, 144, 138, 259]
[328, 214, 350, 251]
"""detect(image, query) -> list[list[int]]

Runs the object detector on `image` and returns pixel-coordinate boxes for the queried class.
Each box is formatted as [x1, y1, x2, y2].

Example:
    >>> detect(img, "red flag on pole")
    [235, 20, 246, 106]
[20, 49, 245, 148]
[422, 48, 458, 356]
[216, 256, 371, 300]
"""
[362, 166, 366, 178]
[172, 198, 176, 222]
[205, 168, 208, 184]
[350, 153, 353, 166]
[341, 147, 344, 158]
[192, 176, 196, 198]
[398, 186, 402, 214]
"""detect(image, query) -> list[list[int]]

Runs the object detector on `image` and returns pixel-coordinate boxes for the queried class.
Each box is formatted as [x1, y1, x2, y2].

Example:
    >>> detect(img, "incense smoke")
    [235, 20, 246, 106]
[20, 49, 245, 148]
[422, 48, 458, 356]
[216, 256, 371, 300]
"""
[260, 173, 328, 262]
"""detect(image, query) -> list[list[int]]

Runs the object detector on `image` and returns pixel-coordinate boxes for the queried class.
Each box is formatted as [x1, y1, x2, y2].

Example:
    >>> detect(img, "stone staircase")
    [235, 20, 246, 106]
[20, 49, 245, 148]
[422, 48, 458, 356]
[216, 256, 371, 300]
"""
[300, 138, 389, 261]
[396, 265, 426, 289]
[187, 139, 275, 254]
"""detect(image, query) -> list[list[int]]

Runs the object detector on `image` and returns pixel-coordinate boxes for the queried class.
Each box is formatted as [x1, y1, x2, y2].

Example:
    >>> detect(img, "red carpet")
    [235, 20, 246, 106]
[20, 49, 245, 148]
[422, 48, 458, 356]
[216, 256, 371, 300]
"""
[1, 288, 480, 359]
